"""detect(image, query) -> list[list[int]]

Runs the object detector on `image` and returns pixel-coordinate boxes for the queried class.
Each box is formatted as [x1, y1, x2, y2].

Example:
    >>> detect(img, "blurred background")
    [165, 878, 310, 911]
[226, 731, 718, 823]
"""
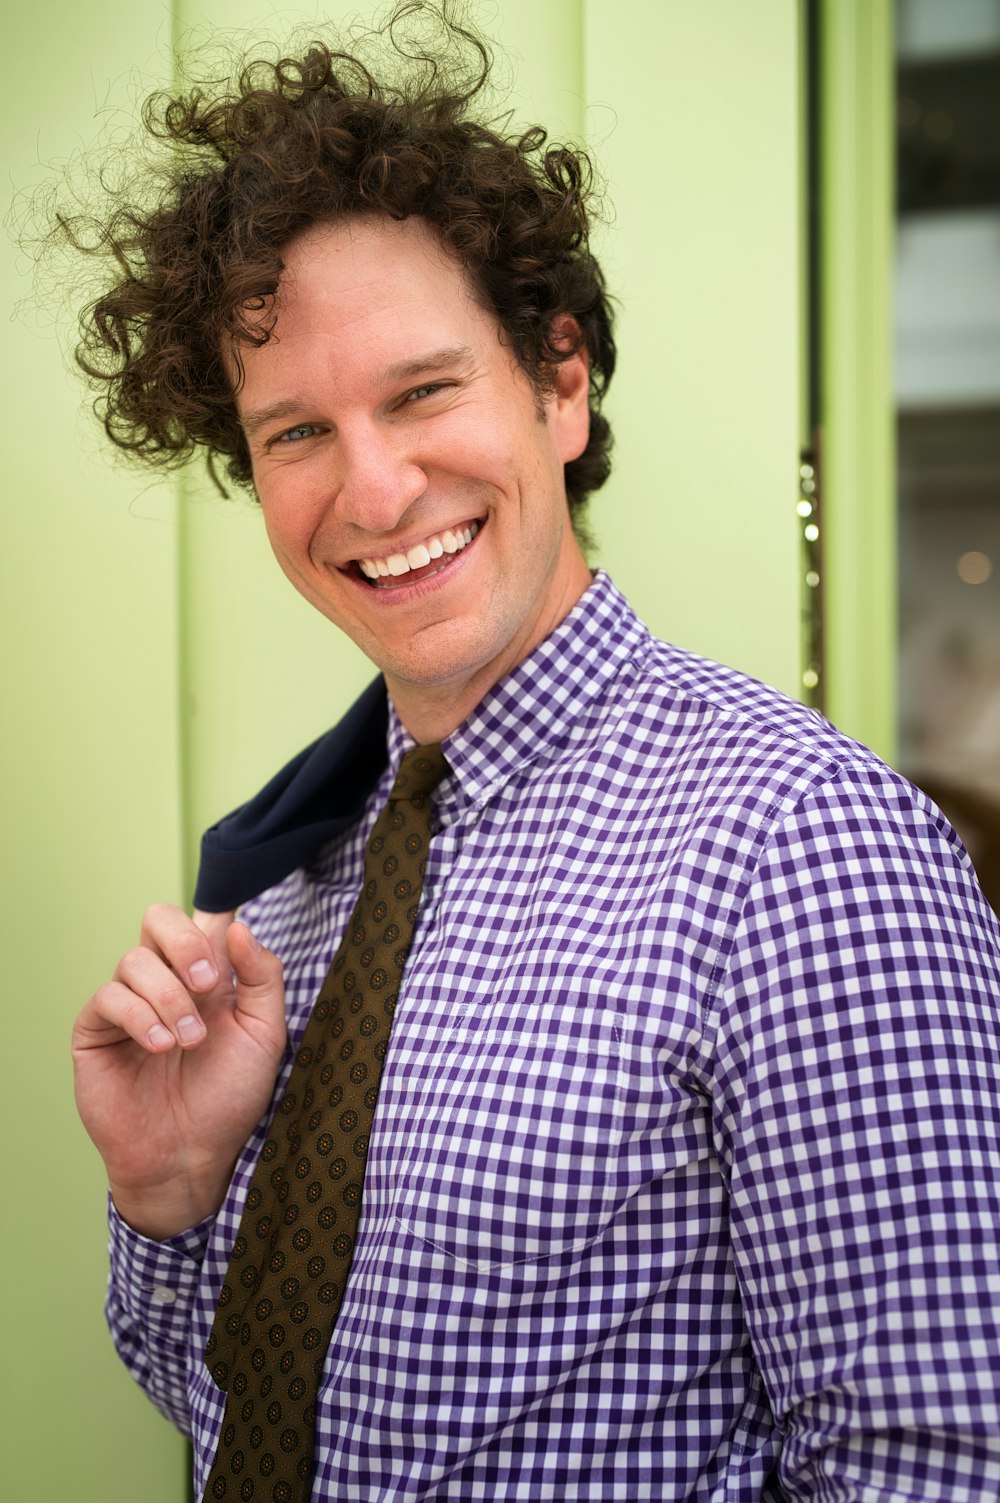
[894, 0, 1000, 909]
[1, 1, 996, 1498]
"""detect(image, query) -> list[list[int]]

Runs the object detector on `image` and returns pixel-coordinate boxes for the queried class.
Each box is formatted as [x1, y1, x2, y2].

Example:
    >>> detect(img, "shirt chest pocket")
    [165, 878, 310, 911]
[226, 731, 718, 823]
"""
[384, 1016, 624, 1268]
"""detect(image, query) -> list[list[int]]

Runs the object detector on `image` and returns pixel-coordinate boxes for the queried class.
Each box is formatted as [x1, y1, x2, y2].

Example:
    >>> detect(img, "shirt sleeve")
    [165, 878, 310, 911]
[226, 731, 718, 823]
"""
[709, 759, 1000, 1502]
[106, 1196, 213, 1436]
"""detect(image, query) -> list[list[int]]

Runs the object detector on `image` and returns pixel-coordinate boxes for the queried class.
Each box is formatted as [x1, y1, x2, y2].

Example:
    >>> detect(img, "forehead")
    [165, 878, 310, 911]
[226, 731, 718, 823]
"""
[274, 215, 486, 336]
[230, 214, 515, 414]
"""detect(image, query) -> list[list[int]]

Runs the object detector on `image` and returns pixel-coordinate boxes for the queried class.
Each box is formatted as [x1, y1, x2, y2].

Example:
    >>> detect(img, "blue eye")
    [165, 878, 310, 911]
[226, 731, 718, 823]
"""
[407, 383, 444, 402]
[276, 424, 318, 443]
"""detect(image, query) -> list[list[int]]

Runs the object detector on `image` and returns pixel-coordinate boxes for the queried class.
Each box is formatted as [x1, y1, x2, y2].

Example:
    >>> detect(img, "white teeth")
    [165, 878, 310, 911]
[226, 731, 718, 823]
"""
[358, 521, 480, 581]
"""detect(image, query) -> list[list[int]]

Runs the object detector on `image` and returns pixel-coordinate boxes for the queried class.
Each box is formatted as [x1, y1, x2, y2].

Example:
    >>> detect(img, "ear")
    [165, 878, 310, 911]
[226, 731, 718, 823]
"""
[547, 314, 591, 465]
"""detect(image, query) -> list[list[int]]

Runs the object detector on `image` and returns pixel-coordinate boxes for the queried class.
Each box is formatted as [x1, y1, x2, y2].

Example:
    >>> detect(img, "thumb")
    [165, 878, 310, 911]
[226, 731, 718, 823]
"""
[226, 921, 287, 1039]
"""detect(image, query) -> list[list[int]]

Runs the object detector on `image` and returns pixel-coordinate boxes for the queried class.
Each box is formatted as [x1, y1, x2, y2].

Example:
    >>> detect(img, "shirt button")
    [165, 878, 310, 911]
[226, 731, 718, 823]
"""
[150, 1286, 176, 1305]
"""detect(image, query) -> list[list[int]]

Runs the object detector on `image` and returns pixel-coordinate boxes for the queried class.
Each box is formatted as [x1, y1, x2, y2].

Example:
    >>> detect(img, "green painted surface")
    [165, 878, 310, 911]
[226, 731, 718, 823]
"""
[820, 0, 896, 759]
[584, 0, 802, 696]
[1, 7, 187, 1500]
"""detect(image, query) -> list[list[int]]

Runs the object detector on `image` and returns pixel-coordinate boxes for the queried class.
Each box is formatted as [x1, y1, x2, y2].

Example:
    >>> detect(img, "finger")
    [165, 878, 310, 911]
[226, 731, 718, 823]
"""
[194, 907, 237, 955]
[139, 903, 226, 993]
[114, 946, 207, 1048]
[74, 980, 179, 1055]
[226, 922, 287, 1040]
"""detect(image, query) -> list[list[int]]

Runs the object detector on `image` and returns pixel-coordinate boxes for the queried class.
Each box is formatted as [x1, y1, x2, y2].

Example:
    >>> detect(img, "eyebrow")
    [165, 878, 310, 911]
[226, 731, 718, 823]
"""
[240, 399, 308, 439]
[382, 344, 474, 384]
[239, 345, 476, 438]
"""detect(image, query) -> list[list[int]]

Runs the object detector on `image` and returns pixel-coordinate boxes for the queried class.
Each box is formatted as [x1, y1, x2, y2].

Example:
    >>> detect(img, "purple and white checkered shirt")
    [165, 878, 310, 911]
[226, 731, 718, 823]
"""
[108, 571, 1000, 1500]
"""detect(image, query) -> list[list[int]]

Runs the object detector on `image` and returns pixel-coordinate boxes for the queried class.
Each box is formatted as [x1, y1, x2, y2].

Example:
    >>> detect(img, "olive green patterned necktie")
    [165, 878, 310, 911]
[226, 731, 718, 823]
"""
[202, 743, 449, 1503]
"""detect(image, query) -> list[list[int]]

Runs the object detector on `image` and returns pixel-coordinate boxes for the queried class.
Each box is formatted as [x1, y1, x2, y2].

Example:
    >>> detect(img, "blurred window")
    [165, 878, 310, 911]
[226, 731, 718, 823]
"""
[895, 0, 1000, 910]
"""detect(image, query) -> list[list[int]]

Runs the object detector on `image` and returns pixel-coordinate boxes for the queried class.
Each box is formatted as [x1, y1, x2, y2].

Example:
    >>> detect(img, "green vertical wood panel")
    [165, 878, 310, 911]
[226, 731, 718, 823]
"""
[2, 6, 187, 1500]
[582, 0, 802, 695]
[820, 0, 896, 758]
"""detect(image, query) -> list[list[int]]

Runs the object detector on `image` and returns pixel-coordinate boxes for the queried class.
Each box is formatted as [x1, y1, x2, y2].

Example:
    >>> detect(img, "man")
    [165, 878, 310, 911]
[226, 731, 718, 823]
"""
[71, 20, 1000, 1503]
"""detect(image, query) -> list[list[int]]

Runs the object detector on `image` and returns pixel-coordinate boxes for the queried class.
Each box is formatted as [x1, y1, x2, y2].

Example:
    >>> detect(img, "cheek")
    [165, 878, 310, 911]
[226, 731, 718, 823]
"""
[258, 483, 326, 566]
[426, 401, 525, 483]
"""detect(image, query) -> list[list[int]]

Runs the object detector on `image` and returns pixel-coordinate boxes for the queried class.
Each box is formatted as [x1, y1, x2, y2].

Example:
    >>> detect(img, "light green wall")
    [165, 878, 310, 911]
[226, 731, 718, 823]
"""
[1, 9, 188, 1501]
[3, 2, 805, 1496]
[586, 0, 802, 693]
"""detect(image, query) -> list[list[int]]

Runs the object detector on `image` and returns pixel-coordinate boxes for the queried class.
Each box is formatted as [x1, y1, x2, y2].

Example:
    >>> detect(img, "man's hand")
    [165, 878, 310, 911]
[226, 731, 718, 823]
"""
[72, 906, 287, 1240]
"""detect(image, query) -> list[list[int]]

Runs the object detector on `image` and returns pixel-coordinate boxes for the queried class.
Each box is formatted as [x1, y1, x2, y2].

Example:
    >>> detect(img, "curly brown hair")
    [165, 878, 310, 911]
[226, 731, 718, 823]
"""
[66, 3, 615, 521]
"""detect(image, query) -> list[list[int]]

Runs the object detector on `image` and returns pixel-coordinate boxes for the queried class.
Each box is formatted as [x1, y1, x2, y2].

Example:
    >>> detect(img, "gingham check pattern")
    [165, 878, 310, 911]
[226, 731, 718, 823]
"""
[108, 573, 1000, 1500]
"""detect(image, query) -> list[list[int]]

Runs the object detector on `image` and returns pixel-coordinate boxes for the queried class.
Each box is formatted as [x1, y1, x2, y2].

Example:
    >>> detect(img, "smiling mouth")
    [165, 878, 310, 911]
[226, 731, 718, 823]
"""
[354, 520, 481, 588]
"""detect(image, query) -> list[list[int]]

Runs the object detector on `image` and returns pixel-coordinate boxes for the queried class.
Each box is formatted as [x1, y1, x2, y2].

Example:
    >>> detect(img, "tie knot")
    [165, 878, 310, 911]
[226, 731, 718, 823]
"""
[389, 743, 449, 803]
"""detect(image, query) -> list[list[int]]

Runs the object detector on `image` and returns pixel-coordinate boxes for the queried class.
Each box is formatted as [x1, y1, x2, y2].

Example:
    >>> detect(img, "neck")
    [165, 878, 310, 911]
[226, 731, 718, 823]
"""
[388, 562, 594, 744]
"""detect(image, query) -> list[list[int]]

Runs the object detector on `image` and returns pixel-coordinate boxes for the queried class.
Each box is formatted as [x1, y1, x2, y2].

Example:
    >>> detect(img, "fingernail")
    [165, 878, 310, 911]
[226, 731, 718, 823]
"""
[243, 924, 261, 953]
[148, 1023, 173, 1050]
[189, 959, 217, 987]
[176, 1014, 206, 1045]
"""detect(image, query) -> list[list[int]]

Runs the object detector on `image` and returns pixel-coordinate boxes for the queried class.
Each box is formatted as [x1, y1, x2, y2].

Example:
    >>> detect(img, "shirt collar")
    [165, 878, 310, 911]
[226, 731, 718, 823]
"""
[385, 570, 648, 810]
[194, 571, 647, 911]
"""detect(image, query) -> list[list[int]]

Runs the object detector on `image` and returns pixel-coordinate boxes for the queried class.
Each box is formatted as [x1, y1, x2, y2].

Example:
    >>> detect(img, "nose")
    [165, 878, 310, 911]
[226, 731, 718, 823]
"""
[336, 423, 427, 535]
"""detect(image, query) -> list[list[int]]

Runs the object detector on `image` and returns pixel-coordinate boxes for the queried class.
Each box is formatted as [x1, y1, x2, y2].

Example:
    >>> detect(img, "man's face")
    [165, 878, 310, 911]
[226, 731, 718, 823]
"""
[234, 215, 592, 728]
